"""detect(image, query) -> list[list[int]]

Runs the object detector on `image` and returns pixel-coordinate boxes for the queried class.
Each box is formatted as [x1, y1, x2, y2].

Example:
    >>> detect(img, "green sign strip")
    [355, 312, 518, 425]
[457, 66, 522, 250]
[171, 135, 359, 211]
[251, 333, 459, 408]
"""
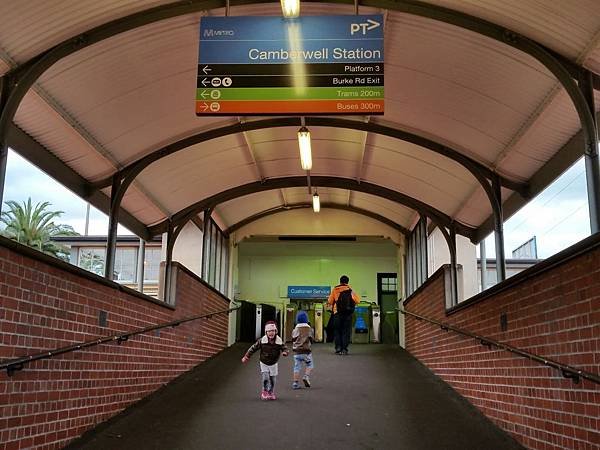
[196, 86, 384, 101]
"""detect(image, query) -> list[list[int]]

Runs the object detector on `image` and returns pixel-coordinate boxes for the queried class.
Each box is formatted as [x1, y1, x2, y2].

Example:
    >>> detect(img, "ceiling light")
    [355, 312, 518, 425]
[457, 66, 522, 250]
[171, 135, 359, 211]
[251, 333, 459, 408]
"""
[281, 0, 300, 18]
[298, 126, 312, 170]
[312, 192, 320, 212]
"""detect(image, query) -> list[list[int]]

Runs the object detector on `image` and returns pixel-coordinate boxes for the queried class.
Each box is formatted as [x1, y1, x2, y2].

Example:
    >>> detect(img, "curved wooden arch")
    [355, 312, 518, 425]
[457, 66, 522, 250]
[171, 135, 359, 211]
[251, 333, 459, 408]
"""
[148, 176, 476, 240]
[223, 202, 410, 236]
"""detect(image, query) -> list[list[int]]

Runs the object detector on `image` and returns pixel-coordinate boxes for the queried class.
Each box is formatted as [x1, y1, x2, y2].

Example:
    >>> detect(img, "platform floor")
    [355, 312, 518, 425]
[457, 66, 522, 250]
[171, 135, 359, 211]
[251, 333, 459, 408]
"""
[66, 343, 524, 450]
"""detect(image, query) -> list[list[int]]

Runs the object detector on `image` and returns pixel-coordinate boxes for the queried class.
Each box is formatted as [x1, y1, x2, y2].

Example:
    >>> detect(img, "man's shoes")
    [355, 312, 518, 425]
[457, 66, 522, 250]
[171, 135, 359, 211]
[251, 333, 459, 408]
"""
[292, 381, 301, 390]
[261, 389, 269, 400]
[335, 349, 342, 355]
[302, 376, 311, 388]
[342, 350, 348, 355]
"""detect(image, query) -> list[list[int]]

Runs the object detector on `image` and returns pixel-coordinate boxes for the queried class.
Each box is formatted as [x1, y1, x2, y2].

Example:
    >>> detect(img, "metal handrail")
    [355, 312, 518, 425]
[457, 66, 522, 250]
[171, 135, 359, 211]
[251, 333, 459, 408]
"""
[1, 303, 241, 376]
[400, 309, 600, 385]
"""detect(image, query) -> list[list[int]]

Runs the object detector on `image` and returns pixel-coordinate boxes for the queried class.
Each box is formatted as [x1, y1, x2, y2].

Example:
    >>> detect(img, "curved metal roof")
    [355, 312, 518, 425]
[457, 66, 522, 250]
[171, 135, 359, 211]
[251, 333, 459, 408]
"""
[1, 0, 599, 241]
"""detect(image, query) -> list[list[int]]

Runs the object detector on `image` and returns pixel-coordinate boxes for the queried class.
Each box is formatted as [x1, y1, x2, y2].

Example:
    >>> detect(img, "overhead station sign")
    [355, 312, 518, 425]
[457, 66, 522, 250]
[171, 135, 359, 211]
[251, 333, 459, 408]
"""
[196, 15, 384, 116]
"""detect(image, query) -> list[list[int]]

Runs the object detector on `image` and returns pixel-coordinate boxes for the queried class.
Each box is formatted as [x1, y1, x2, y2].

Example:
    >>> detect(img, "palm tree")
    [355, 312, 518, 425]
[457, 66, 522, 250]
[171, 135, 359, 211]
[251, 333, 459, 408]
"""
[0, 198, 79, 261]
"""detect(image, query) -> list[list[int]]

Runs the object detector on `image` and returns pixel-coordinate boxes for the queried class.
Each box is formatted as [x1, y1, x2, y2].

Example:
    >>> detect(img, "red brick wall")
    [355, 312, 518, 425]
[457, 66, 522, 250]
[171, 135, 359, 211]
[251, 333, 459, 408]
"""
[0, 239, 230, 450]
[405, 240, 600, 450]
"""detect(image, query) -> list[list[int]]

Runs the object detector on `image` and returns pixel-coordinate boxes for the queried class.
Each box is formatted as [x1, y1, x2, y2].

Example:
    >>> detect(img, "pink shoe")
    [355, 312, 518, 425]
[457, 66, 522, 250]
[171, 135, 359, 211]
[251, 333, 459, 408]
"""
[268, 391, 277, 400]
[260, 390, 269, 400]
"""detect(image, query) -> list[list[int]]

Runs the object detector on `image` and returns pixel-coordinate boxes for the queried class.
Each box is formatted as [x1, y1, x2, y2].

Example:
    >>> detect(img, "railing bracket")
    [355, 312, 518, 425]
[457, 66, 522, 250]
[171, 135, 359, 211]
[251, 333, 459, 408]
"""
[562, 370, 580, 384]
[6, 363, 24, 376]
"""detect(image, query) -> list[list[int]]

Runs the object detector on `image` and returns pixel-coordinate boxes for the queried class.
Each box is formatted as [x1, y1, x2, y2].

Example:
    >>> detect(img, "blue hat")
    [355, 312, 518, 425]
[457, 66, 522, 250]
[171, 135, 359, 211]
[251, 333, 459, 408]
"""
[296, 310, 309, 324]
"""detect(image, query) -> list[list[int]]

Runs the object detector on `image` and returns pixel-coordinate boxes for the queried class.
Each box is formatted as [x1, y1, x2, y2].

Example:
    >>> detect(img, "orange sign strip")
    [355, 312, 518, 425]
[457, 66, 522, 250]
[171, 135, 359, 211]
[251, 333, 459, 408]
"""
[196, 99, 384, 115]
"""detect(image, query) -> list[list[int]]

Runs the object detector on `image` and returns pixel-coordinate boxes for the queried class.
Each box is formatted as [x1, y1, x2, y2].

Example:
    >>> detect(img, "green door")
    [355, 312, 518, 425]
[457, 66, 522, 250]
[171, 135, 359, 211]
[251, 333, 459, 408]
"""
[377, 273, 398, 344]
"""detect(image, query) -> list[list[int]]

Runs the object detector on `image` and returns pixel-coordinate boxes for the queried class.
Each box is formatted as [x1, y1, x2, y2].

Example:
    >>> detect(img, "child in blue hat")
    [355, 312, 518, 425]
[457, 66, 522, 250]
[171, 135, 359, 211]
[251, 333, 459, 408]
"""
[291, 310, 314, 389]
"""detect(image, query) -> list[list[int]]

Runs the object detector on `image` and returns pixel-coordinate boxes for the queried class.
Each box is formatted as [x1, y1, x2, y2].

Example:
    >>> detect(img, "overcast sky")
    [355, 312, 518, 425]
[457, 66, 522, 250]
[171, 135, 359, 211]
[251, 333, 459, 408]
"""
[4, 149, 133, 236]
[3, 148, 592, 258]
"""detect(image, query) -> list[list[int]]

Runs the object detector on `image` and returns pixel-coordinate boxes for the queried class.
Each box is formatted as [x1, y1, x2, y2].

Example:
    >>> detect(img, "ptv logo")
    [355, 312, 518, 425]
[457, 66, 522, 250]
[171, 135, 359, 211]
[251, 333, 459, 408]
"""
[350, 19, 380, 35]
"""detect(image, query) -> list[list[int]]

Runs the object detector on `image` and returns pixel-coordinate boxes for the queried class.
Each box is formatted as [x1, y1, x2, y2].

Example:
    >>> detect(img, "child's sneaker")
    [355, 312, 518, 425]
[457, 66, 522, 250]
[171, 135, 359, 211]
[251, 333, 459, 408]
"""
[302, 376, 311, 388]
[260, 389, 269, 400]
[292, 381, 301, 390]
[268, 391, 277, 400]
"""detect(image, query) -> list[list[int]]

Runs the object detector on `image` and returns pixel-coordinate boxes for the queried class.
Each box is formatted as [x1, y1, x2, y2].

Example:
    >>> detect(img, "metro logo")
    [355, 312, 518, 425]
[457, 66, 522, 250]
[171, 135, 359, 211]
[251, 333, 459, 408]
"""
[350, 19, 380, 35]
[203, 29, 234, 37]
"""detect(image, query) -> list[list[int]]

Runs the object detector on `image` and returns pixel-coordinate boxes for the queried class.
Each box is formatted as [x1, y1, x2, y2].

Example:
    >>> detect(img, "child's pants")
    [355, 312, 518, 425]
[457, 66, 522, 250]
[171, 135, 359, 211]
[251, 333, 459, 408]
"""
[259, 362, 278, 392]
[293, 353, 314, 375]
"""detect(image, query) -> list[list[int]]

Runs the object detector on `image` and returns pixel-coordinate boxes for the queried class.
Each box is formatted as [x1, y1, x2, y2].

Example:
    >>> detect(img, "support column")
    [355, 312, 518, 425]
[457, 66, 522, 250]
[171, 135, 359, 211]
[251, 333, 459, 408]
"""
[104, 175, 121, 280]
[137, 238, 146, 293]
[0, 75, 11, 211]
[480, 239, 487, 292]
[449, 224, 458, 307]
[163, 220, 175, 303]
[492, 175, 506, 282]
[0, 145, 7, 212]
[579, 70, 600, 234]
[201, 208, 213, 280]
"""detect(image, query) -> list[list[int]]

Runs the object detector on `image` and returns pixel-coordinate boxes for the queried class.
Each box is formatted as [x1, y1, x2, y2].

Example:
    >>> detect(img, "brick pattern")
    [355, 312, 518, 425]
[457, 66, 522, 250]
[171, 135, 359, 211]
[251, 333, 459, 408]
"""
[405, 251, 600, 450]
[0, 245, 230, 450]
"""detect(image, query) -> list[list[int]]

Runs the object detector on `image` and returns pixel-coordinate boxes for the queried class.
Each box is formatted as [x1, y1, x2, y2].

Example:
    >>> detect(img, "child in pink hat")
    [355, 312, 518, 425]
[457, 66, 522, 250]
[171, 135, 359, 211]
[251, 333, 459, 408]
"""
[242, 321, 288, 400]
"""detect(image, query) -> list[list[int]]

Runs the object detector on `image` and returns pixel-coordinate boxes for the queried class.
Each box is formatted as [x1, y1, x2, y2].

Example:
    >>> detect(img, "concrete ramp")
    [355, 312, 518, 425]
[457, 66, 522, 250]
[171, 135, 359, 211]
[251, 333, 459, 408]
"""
[66, 343, 524, 450]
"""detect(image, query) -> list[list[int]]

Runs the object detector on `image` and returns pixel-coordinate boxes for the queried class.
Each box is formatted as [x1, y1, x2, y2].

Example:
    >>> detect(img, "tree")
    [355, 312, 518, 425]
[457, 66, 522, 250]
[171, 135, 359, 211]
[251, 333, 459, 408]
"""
[0, 198, 79, 261]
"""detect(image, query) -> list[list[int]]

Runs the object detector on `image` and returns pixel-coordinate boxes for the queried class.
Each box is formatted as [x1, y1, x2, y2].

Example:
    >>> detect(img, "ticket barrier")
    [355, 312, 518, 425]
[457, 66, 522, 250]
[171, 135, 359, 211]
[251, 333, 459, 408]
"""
[255, 305, 262, 340]
[314, 303, 324, 342]
[285, 304, 297, 342]
[352, 302, 370, 344]
[255, 303, 279, 340]
[323, 308, 334, 343]
[370, 304, 381, 343]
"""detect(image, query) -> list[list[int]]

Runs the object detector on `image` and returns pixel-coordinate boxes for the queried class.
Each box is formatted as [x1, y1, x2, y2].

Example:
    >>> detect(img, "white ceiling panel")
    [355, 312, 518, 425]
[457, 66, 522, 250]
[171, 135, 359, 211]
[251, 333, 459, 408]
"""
[430, 0, 600, 61]
[0, 1, 172, 65]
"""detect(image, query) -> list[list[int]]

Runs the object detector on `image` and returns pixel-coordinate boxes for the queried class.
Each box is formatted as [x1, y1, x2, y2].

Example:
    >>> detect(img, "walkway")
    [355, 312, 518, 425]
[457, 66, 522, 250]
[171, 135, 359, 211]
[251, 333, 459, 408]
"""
[66, 343, 524, 450]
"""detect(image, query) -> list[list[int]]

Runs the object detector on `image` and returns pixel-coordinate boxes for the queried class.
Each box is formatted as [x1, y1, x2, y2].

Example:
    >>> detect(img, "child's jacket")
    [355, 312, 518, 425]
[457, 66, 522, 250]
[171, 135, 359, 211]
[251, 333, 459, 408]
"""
[292, 323, 313, 354]
[246, 335, 288, 365]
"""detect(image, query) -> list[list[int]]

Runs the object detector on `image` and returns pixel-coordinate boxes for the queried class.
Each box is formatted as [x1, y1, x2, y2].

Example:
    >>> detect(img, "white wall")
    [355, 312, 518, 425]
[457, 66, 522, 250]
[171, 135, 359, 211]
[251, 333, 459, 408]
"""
[232, 208, 404, 246]
[427, 228, 478, 301]
[172, 222, 203, 276]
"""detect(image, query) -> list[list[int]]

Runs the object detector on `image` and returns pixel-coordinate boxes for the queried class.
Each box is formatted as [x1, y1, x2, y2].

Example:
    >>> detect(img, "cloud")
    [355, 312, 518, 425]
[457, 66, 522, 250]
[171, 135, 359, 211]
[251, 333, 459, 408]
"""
[4, 149, 132, 236]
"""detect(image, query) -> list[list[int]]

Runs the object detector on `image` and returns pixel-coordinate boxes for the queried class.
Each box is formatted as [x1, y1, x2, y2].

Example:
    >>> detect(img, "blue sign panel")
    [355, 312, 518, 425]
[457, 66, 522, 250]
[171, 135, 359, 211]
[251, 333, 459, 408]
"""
[196, 15, 384, 116]
[288, 286, 331, 299]
[199, 15, 384, 64]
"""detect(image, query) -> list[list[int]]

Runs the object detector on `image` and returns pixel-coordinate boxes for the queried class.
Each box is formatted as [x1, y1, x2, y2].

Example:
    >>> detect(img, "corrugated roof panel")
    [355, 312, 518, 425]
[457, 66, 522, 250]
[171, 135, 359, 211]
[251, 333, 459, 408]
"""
[137, 140, 257, 213]
[119, 185, 167, 226]
[431, 0, 600, 61]
[0, 0, 171, 65]
[382, 12, 556, 166]
[499, 90, 581, 178]
[13, 90, 115, 180]
[583, 44, 600, 76]
[36, 14, 205, 169]
[0, 57, 10, 76]
[216, 191, 283, 226]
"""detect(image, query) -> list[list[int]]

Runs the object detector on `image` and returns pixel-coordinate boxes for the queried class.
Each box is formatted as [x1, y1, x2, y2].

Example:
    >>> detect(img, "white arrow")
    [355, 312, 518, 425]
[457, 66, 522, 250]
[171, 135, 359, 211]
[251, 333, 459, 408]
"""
[367, 19, 380, 31]
[199, 102, 209, 111]
[200, 90, 209, 99]
[202, 65, 212, 74]
[201, 78, 210, 87]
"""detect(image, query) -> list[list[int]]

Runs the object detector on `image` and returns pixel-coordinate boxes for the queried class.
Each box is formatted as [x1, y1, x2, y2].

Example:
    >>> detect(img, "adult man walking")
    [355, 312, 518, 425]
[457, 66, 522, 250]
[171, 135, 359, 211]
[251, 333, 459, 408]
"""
[327, 275, 360, 355]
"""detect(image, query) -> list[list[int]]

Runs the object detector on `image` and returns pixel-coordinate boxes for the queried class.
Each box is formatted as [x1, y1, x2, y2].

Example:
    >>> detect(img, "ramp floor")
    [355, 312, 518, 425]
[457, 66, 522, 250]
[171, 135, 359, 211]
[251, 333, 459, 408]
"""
[66, 343, 524, 450]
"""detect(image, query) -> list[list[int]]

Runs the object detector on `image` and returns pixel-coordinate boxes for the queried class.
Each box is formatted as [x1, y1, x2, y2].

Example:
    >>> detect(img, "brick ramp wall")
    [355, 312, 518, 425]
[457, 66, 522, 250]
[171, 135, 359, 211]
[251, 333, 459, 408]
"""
[0, 239, 230, 450]
[405, 242, 600, 450]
